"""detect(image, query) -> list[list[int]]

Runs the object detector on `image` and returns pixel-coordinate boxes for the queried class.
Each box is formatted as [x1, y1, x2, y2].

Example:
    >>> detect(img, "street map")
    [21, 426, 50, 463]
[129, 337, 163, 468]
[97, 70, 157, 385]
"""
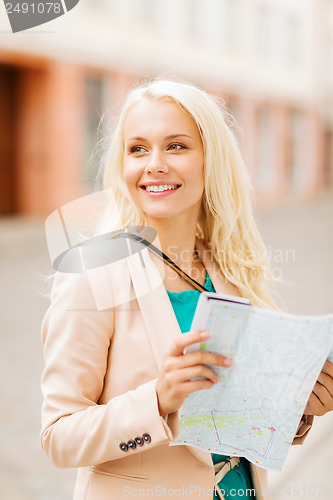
[170, 296, 333, 470]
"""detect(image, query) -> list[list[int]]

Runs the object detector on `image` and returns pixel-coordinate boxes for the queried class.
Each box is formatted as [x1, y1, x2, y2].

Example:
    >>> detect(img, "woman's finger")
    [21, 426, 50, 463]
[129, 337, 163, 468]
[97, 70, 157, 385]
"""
[167, 331, 233, 367]
[167, 330, 212, 356]
[164, 364, 220, 385]
[164, 349, 232, 372]
[317, 371, 333, 399]
[183, 378, 219, 395]
[305, 392, 326, 416]
[312, 382, 333, 410]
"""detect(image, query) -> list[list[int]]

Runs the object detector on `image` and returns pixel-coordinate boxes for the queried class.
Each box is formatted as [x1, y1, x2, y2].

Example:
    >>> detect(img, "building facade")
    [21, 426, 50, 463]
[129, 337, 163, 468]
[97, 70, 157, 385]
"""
[0, 0, 332, 215]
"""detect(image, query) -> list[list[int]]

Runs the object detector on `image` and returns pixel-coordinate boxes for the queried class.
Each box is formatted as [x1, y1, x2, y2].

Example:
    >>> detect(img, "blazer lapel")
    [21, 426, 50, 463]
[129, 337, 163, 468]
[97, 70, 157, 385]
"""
[126, 247, 181, 370]
[127, 248, 213, 468]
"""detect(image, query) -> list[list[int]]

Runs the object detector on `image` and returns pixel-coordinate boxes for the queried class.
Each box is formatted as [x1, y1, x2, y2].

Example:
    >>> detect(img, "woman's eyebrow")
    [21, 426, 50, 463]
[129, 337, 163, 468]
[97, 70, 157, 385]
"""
[126, 134, 193, 141]
[126, 136, 146, 142]
[165, 134, 193, 140]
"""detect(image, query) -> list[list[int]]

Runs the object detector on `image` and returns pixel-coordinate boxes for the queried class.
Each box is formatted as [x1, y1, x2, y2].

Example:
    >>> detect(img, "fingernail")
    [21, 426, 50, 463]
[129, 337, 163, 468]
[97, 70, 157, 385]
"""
[200, 330, 211, 339]
[224, 359, 233, 366]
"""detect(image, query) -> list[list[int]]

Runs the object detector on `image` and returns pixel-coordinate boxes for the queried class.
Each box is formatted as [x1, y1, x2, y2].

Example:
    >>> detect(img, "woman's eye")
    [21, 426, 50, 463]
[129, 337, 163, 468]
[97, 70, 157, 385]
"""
[169, 143, 185, 151]
[130, 146, 145, 153]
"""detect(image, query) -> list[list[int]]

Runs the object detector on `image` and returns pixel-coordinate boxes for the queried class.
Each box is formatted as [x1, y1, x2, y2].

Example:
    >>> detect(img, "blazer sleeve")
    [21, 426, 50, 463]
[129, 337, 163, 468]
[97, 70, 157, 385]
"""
[40, 271, 177, 469]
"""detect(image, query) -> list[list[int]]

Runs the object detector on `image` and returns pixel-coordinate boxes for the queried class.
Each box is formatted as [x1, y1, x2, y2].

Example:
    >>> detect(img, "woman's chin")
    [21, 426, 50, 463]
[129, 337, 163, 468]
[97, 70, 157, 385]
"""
[144, 211, 177, 222]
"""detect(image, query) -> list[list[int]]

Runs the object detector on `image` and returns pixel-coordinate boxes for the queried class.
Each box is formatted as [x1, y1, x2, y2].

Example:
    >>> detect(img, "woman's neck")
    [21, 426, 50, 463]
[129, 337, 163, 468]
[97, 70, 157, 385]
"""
[147, 217, 199, 275]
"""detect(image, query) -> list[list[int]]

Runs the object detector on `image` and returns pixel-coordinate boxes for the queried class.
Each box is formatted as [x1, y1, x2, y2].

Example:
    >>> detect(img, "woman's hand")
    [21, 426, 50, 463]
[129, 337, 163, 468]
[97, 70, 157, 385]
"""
[304, 361, 333, 416]
[155, 330, 233, 417]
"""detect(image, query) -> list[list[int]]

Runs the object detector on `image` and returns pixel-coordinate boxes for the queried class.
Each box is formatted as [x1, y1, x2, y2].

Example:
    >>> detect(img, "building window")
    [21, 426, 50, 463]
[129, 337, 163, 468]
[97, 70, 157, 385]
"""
[256, 106, 272, 191]
[324, 130, 333, 185]
[286, 110, 303, 191]
[188, 0, 201, 38]
[224, 0, 241, 49]
[285, 16, 301, 65]
[226, 97, 239, 124]
[256, 4, 270, 58]
[84, 76, 108, 187]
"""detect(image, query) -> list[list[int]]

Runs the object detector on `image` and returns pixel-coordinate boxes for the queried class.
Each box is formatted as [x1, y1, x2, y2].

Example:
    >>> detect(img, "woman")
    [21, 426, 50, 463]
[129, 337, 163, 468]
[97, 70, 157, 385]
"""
[41, 80, 328, 500]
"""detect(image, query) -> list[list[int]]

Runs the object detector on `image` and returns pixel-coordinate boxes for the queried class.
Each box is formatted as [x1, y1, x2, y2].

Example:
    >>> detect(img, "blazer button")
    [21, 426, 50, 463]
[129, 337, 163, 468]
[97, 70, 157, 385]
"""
[119, 442, 128, 452]
[142, 433, 151, 443]
[134, 436, 144, 447]
[127, 439, 136, 450]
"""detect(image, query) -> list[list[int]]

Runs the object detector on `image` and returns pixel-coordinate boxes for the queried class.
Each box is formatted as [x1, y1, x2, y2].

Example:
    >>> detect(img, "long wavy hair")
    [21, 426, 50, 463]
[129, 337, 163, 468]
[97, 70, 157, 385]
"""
[97, 79, 277, 309]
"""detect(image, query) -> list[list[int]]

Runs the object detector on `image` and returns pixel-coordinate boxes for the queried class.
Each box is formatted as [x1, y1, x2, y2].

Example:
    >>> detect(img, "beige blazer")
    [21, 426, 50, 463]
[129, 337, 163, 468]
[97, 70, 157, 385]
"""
[41, 238, 313, 500]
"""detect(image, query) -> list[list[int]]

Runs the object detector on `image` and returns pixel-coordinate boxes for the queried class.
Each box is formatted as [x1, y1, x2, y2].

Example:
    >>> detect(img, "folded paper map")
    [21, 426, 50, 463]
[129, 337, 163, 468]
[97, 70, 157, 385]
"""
[170, 293, 333, 470]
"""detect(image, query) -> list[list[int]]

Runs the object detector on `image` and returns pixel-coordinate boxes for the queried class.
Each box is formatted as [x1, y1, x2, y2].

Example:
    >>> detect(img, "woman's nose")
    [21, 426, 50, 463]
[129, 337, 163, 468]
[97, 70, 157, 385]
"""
[144, 149, 168, 174]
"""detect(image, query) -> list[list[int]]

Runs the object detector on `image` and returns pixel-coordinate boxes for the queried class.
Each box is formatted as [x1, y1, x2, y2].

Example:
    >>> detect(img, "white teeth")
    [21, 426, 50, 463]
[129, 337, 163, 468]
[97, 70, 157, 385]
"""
[145, 185, 179, 192]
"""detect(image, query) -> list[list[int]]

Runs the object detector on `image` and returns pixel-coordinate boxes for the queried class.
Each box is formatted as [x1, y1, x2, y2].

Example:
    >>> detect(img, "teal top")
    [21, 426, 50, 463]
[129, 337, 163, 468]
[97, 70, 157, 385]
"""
[167, 272, 255, 500]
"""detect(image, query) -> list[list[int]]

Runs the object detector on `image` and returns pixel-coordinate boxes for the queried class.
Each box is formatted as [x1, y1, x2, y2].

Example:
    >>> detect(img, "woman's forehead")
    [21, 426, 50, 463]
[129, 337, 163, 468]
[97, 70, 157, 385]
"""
[123, 99, 200, 139]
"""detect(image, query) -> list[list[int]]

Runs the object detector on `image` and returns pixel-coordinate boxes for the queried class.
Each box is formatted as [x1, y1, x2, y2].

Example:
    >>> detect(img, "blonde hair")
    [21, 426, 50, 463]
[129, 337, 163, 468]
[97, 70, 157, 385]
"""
[99, 79, 277, 309]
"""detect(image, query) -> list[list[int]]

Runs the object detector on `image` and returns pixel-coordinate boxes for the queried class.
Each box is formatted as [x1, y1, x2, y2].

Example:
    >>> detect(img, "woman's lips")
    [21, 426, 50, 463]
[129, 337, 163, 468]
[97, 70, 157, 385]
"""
[140, 185, 181, 197]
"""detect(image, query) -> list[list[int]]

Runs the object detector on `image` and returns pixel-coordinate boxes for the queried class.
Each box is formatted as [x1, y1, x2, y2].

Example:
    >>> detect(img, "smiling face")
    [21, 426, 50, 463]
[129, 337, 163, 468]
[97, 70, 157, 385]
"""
[123, 99, 204, 227]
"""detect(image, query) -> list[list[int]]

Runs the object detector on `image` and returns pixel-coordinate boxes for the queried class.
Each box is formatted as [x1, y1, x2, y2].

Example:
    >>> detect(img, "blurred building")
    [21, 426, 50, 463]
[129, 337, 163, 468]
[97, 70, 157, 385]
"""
[0, 0, 332, 215]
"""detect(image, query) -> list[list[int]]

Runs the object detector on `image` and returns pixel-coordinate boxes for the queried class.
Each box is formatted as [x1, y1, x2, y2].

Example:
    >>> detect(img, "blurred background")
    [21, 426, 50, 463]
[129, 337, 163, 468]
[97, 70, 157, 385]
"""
[0, 0, 332, 498]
